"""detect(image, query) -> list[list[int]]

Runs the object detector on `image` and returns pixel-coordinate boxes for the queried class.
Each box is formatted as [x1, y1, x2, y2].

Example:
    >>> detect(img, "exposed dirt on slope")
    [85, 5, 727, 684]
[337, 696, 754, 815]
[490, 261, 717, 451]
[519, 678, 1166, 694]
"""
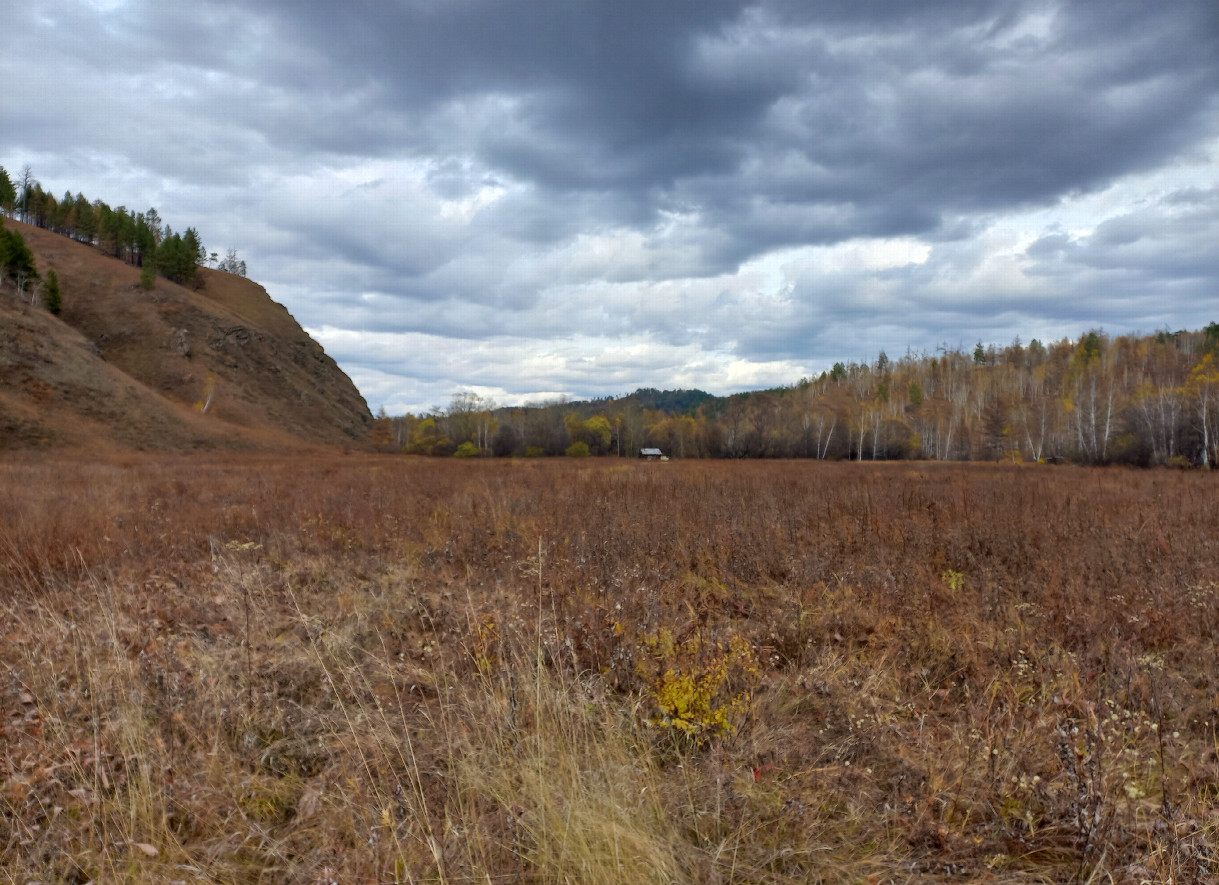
[0, 297, 240, 451]
[1, 219, 372, 451]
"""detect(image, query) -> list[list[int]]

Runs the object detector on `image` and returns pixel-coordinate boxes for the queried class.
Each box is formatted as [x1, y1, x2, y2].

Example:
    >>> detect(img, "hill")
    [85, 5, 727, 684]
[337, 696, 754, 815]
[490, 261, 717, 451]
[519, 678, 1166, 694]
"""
[0, 219, 371, 451]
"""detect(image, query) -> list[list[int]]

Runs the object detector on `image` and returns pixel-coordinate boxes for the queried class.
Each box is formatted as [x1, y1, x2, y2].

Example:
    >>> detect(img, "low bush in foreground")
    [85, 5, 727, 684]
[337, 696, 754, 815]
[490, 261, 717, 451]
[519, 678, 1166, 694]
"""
[2, 455, 1217, 882]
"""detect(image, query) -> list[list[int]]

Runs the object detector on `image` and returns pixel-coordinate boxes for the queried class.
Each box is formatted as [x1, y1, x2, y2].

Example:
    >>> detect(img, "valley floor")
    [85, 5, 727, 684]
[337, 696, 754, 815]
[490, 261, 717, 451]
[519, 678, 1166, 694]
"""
[2, 455, 1217, 883]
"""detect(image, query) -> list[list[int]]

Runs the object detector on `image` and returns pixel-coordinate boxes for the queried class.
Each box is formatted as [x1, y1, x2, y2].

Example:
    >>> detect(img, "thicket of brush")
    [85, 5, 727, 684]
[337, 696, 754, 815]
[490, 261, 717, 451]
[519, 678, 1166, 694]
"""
[2, 455, 1217, 883]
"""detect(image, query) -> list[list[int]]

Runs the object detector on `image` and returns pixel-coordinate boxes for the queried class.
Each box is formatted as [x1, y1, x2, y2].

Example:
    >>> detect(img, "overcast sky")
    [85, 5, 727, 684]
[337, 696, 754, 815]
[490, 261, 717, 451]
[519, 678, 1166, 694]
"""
[4, 1, 1217, 413]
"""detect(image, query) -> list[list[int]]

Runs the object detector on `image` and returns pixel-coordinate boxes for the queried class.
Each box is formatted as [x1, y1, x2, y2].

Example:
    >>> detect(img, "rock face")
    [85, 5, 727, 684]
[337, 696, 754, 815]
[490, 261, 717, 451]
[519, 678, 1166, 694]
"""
[0, 219, 372, 451]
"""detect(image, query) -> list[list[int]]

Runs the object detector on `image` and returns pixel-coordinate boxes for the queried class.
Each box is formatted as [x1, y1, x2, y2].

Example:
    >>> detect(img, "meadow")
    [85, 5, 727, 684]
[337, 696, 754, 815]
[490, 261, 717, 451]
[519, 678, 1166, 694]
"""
[2, 455, 1216, 883]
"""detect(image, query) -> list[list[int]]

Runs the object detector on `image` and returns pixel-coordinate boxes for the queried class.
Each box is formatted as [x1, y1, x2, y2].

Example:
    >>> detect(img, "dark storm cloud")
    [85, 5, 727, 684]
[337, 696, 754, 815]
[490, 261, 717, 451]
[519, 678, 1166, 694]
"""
[3, 0, 1217, 411]
[255, 1, 1219, 227]
[231, 0, 1219, 313]
[11, 0, 1216, 265]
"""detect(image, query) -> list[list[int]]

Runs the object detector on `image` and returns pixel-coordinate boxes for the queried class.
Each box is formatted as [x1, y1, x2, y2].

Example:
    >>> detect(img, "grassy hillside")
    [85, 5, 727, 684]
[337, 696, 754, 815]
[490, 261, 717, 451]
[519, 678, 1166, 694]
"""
[1, 219, 371, 451]
[0, 295, 244, 451]
[3, 455, 1215, 882]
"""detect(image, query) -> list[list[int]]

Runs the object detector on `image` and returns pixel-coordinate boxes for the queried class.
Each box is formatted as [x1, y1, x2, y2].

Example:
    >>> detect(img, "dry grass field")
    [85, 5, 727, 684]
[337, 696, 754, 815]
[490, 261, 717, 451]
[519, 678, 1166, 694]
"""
[2, 455, 1217, 883]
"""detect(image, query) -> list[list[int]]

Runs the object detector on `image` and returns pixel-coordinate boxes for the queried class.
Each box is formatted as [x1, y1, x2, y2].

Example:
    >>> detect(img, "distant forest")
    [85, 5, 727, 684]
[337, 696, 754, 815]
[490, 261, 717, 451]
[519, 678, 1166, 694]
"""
[0, 164, 246, 294]
[377, 326, 1219, 467]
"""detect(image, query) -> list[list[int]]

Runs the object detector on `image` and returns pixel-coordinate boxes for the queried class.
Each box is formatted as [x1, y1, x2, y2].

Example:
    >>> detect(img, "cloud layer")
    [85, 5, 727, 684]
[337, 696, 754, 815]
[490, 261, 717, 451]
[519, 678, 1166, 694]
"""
[4, 0, 1217, 412]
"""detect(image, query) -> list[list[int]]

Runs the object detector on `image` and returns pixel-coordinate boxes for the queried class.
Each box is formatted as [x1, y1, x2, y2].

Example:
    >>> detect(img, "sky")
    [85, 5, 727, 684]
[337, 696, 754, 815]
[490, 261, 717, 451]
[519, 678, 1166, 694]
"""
[3, 0, 1217, 414]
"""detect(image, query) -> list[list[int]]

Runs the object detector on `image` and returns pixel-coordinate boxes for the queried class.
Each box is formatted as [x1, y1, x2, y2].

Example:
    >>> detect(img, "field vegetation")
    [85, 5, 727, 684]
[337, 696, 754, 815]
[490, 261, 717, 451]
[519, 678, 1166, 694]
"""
[2, 455, 1217, 883]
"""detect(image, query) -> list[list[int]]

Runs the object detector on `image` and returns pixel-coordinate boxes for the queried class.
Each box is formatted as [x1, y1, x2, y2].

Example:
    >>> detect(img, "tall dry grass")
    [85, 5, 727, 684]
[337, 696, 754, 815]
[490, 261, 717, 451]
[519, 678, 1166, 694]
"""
[2, 454, 1217, 882]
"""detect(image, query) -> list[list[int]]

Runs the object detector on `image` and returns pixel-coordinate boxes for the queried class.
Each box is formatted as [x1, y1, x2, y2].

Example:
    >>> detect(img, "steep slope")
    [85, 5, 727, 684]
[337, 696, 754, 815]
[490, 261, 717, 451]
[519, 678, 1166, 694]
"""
[1, 219, 372, 450]
[0, 295, 238, 450]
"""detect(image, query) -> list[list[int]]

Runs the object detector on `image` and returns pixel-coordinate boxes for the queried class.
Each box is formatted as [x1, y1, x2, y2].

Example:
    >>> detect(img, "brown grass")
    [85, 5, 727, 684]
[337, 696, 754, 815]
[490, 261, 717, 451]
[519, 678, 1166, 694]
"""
[2, 455, 1217, 883]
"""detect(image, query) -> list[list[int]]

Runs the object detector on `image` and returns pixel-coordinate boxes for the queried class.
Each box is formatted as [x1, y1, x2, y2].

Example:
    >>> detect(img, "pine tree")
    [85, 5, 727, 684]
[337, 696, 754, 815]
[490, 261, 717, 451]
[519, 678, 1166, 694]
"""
[0, 167, 16, 217]
[74, 197, 96, 245]
[157, 232, 198, 284]
[43, 269, 62, 315]
[140, 257, 157, 290]
[0, 218, 38, 293]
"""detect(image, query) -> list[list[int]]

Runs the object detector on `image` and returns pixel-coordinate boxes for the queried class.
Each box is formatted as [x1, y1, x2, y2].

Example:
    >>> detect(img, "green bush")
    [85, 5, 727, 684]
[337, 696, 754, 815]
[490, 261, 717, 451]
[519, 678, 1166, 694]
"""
[43, 269, 61, 315]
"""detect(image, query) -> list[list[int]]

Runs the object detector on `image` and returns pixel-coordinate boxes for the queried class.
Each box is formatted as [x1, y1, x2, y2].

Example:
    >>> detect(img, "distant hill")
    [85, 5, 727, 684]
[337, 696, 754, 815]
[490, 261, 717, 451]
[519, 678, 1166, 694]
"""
[0, 218, 371, 452]
[618, 387, 721, 415]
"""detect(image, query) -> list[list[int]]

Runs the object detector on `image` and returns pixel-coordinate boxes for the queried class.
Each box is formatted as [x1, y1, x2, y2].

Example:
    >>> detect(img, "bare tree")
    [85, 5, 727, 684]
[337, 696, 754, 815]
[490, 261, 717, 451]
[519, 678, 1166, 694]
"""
[17, 165, 34, 223]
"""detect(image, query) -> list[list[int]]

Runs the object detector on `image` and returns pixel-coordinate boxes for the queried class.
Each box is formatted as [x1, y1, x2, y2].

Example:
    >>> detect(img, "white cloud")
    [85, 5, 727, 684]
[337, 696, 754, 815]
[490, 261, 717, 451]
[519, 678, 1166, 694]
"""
[3, 1, 1217, 413]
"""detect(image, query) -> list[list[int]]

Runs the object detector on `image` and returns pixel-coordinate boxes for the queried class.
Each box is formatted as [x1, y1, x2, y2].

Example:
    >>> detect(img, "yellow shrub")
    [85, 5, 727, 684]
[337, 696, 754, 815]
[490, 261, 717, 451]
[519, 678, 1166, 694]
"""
[638, 630, 760, 744]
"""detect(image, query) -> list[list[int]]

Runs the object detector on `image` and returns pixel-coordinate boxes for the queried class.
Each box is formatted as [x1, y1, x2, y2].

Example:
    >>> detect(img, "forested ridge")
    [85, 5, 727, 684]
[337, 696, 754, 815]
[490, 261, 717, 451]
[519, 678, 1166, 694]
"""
[2, 167, 374, 451]
[379, 325, 1219, 466]
[0, 164, 246, 297]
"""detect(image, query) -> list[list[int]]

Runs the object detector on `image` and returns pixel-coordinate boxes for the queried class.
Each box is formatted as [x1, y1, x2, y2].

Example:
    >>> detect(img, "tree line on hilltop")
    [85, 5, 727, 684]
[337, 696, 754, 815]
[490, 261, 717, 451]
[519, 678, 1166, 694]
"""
[0, 164, 247, 307]
[374, 327, 1219, 467]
